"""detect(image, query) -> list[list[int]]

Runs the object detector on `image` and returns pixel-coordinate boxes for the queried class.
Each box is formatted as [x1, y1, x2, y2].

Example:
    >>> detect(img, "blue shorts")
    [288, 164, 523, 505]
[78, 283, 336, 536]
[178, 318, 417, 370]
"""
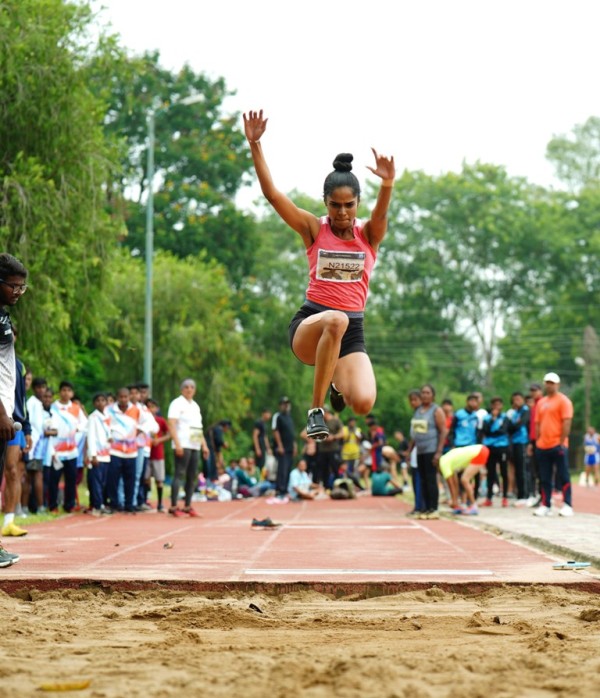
[8, 429, 26, 448]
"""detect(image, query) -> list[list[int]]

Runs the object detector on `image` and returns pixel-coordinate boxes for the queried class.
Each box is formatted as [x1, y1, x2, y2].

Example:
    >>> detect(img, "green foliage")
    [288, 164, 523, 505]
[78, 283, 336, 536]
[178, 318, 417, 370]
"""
[0, 0, 122, 376]
[90, 50, 259, 287]
[102, 250, 253, 427]
[546, 116, 600, 190]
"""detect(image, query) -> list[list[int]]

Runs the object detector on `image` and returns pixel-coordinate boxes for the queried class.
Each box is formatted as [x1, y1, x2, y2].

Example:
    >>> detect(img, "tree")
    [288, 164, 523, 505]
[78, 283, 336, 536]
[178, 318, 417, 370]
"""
[546, 116, 600, 190]
[378, 164, 556, 389]
[89, 50, 259, 287]
[102, 250, 253, 426]
[0, 0, 123, 376]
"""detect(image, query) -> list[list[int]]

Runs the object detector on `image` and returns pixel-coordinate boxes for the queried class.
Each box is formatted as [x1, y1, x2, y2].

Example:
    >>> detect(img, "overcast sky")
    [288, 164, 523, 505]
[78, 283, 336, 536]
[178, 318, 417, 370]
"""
[92, 0, 600, 205]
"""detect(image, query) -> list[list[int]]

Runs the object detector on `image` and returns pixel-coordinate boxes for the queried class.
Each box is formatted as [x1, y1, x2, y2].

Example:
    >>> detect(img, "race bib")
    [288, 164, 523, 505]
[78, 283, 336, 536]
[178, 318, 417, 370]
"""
[411, 418, 428, 434]
[189, 427, 204, 445]
[316, 249, 365, 283]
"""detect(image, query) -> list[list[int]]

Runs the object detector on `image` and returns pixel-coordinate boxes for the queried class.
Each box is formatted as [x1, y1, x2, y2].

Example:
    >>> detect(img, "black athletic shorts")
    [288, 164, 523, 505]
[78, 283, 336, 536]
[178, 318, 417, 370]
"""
[288, 301, 367, 365]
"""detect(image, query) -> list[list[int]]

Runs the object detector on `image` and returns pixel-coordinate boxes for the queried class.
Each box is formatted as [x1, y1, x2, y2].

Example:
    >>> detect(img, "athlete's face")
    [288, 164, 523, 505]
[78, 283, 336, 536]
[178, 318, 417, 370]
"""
[326, 186, 358, 233]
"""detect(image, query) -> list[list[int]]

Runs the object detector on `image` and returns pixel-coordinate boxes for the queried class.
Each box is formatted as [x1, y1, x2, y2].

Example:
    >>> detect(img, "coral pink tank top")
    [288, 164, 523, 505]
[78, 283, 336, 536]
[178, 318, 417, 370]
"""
[305, 217, 376, 312]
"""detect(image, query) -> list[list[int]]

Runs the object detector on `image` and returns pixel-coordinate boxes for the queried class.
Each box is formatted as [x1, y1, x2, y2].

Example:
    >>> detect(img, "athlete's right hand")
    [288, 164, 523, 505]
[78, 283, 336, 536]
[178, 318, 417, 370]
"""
[243, 109, 268, 143]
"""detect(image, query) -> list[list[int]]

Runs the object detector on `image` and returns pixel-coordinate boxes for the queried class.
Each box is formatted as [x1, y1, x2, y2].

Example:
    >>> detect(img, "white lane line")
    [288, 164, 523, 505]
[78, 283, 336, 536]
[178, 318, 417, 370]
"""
[280, 525, 415, 530]
[229, 500, 309, 582]
[81, 524, 197, 569]
[245, 568, 495, 576]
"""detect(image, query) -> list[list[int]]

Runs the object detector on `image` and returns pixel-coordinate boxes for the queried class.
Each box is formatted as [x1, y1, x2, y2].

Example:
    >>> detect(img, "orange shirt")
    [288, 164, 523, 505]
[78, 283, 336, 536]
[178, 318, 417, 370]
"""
[535, 393, 573, 449]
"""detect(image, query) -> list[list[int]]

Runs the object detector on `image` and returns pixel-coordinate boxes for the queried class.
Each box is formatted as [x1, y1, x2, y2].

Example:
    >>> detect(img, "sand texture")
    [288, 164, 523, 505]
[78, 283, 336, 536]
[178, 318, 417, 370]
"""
[1, 584, 600, 697]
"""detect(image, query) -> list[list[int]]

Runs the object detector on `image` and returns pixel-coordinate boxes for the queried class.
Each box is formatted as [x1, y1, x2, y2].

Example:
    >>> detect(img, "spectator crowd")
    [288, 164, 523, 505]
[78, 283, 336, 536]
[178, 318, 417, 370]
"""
[1, 369, 585, 544]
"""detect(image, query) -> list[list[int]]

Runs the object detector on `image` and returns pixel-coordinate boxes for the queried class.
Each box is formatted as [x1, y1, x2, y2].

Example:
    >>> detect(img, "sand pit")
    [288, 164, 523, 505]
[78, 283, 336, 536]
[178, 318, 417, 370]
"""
[2, 584, 600, 697]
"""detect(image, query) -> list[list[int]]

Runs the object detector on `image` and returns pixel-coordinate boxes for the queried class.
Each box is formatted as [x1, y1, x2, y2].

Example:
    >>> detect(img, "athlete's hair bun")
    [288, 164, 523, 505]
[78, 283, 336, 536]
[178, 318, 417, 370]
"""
[332, 153, 353, 173]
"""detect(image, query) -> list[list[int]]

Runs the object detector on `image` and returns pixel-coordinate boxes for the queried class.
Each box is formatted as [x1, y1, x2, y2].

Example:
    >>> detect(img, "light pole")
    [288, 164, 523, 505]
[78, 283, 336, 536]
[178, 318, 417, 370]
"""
[144, 94, 204, 393]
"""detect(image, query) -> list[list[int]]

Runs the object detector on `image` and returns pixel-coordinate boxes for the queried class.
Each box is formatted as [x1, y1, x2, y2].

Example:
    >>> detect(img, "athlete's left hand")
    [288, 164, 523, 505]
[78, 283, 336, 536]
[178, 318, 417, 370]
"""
[367, 148, 395, 181]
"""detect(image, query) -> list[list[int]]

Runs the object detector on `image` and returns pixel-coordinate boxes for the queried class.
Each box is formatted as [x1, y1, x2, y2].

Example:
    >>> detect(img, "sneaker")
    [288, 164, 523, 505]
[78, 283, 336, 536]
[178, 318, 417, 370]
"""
[157, 504, 165, 513]
[533, 505, 552, 517]
[482, 499, 493, 507]
[526, 496, 541, 508]
[306, 408, 329, 441]
[185, 508, 201, 518]
[1, 522, 28, 537]
[463, 505, 479, 515]
[37, 506, 48, 514]
[170, 508, 186, 518]
[329, 383, 346, 413]
[501, 498, 508, 508]
[559, 503, 574, 517]
[417, 511, 436, 520]
[251, 517, 281, 529]
[425, 510, 440, 520]
[135, 503, 152, 512]
[100, 507, 115, 515]
[452, 507, 464, 515]
[0, 545, 19, 567]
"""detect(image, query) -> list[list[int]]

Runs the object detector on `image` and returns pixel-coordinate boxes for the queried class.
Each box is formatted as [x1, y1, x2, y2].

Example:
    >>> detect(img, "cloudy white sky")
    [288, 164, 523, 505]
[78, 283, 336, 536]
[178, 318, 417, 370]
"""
[92, 0, 600, 204]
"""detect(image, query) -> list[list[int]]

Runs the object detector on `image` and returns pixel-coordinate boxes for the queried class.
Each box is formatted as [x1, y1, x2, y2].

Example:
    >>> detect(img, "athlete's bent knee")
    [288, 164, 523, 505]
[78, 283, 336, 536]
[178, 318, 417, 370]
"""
[349, 394, 376, 416]
[322, 311, 349, 338]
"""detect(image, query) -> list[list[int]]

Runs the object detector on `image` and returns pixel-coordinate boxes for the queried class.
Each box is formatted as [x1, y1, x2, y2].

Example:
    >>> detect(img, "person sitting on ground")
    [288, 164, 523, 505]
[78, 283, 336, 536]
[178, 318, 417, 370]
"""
[370, 461, 403, 497]
[288, 458, 321, 501]
[439, 444, 490, 515]
[234, 456, 273, 498]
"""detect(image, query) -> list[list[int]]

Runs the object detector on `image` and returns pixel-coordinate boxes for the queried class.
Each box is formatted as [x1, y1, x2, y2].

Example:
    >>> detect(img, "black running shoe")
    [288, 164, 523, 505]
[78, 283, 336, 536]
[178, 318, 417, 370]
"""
[329, 383, 346, 413]
[251, 517, 281, 529]
[306, 408, 329, 441]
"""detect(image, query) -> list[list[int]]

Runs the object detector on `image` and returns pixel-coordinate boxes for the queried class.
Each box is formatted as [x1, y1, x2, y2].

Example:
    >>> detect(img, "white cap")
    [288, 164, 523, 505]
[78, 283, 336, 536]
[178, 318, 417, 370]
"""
[543, 372, 561, 383]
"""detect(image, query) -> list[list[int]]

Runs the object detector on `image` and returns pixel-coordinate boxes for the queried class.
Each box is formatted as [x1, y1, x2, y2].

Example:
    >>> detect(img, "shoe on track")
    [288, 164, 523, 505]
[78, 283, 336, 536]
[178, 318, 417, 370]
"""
[329, 383, 346, 413]
[251, 517, 281, 529]
[306, 408, 329, 441]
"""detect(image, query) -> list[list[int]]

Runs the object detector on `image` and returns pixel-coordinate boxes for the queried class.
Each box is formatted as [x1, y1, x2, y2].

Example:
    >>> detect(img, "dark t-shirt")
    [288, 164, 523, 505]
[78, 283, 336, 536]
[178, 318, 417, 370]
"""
[318, 415, 343, 454]
[253, 418, 268, 454]
[274, 412, 295, 452]
[207, 425, 225, 454]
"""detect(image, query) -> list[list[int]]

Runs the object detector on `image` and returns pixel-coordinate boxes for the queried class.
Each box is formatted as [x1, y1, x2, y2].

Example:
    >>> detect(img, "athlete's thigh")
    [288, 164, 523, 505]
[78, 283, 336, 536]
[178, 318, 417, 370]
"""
[292, 310, 346, 365]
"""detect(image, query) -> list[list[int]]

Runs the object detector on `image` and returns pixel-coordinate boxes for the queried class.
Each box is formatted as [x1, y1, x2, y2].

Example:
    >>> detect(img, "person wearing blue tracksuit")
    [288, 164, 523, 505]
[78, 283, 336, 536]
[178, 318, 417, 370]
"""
[482, 397, 510, 506]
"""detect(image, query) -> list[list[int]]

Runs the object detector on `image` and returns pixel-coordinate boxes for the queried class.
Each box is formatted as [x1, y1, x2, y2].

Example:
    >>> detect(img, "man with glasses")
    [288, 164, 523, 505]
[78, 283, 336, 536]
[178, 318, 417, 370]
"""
[0, 253, 28, 568]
